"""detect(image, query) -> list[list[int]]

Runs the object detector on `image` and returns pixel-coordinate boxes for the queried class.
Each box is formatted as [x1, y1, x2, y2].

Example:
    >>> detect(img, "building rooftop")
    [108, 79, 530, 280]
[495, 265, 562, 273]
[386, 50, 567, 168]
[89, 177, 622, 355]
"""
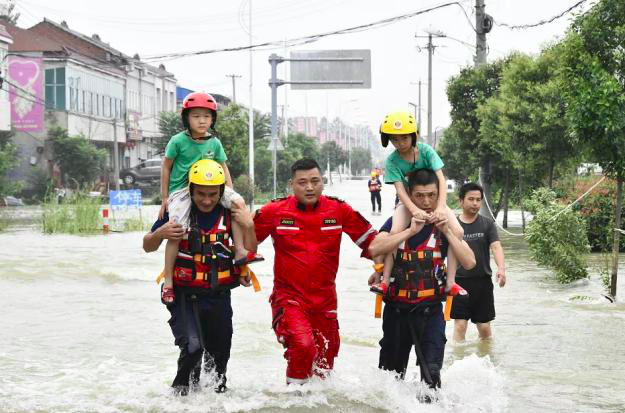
[3, 17, 174, 79]
[0, 23, 12, 44]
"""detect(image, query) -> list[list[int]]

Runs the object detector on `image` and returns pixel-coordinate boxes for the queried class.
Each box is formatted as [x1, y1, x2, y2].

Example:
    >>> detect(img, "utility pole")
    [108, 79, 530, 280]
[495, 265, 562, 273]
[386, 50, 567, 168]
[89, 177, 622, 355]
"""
[418, 80, 422, 134]
[348, 125, 352, 176]
[427, 33, 433, 143]
[475, 0, 494, 218]
[279, 104, 286, 137]
[247, 0, 254, 209]
[226, 74, 242, 103]
[112, 118, 120, 190]
[416, 33, 443, 145]
[475, 0, 488, 66]
[268, 54, 284, 198]
[283, 39, 289, 145]
[409, 80, 423, 133]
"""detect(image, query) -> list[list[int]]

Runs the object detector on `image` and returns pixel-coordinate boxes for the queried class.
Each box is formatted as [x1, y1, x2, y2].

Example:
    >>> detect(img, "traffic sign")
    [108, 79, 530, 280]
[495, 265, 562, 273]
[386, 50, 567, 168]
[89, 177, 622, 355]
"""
[109, 189, 142, 210]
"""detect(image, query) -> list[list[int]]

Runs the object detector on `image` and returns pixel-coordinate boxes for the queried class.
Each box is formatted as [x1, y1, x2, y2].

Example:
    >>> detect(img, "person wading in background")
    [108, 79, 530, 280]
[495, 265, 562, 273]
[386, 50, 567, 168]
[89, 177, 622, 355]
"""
[451, 182, 506, 342]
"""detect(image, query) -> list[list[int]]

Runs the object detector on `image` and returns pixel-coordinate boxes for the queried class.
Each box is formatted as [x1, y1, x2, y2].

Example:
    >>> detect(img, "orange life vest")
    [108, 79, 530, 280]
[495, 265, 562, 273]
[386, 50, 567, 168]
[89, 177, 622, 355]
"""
[173, 209, 240, 291]
[387, 226, 447, 307]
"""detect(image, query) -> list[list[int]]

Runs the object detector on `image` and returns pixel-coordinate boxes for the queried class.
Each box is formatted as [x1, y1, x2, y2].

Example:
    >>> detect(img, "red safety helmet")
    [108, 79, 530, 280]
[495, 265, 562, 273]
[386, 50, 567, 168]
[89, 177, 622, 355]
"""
[181, 92, 217, 130]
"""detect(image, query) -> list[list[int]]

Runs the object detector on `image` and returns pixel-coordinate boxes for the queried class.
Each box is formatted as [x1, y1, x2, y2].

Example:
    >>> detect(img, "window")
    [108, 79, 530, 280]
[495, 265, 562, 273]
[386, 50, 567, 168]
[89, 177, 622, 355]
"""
[95, 94, 100, 116]
[44, 67, 66, 110]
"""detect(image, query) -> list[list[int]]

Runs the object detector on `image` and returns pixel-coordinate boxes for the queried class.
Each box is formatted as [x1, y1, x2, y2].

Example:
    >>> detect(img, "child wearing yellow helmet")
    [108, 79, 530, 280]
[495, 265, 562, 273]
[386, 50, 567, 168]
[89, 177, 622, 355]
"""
[371, 111, 463, 294]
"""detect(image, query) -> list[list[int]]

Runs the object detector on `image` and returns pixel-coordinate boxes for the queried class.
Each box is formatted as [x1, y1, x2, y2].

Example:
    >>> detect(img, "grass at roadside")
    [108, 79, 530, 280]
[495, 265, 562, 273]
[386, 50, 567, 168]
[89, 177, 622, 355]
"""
[42, 193, 102, 234]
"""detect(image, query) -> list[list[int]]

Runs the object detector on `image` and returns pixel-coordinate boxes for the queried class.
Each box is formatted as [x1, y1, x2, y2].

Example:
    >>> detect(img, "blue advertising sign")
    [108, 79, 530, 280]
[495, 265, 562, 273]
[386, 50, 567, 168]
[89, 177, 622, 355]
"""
[109, 189, 142, 210]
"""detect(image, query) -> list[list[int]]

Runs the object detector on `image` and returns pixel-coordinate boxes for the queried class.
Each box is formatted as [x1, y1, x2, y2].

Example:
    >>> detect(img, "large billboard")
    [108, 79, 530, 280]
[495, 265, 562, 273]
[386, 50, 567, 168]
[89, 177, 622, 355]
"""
[8, 56, 44, 132]
[289, 49, 371, 90]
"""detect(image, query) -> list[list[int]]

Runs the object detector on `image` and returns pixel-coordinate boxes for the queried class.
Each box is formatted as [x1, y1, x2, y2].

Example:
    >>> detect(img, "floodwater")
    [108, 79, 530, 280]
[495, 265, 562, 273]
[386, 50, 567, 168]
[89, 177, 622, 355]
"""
[1, 179, 624, 413]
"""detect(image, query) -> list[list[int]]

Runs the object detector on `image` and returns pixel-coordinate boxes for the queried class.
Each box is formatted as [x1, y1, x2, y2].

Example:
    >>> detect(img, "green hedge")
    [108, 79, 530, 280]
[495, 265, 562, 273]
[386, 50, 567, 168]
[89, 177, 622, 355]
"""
[570, 179, 625, 253]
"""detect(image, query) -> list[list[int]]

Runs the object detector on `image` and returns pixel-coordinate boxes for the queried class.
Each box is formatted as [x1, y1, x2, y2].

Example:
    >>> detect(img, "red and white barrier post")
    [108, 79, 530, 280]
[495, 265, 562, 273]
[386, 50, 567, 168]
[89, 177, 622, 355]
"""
[102, 208, 109, 234]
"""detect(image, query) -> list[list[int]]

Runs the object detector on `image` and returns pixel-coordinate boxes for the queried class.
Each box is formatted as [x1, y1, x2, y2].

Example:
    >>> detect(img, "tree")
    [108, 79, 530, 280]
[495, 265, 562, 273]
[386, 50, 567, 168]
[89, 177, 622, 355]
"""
[155, 111, 183, 155]
[0, 1, 20, 24]
[320, 141, 347, 174]
[477, 51, 580, 226]
[215, 103, 274, 194]
[48, 127, 107, 187]
[0, 130, 19, 197]
[440, 58, 510, 217]
[560, 0, 625, 298]
[350, 147, 372, 175]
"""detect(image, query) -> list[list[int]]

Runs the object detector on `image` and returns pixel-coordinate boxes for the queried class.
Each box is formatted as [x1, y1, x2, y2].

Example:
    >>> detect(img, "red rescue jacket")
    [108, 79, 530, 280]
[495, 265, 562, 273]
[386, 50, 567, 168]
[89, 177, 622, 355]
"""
[254, 195, 377, 312]
[387, 226, 447, 307]
[173, 208, 240, 291]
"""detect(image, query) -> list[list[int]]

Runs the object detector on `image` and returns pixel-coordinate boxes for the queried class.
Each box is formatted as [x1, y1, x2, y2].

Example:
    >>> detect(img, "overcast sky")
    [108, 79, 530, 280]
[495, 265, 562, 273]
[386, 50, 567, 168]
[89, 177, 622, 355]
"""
[11, 0, 596, 136]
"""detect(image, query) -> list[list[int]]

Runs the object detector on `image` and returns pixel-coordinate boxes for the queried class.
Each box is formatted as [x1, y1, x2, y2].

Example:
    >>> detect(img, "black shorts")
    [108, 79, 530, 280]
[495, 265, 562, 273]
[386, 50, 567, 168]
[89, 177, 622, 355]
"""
[450, 277, 495, 323]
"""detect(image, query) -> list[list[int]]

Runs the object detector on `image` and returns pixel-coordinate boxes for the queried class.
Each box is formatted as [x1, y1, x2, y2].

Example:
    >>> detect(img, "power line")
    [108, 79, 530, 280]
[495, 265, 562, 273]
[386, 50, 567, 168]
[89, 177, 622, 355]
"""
[18, 0, 340, 36]
[142, 2, 475, 62]
[2, 76, 47, 107]
[495, 0, 589, 30]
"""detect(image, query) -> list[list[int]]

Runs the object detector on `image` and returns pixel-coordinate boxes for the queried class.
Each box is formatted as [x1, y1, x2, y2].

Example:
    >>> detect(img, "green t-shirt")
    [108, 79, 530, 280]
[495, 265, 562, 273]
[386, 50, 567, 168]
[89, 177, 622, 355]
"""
[384, 142, 444, 186]
[165, 131, 228, 192]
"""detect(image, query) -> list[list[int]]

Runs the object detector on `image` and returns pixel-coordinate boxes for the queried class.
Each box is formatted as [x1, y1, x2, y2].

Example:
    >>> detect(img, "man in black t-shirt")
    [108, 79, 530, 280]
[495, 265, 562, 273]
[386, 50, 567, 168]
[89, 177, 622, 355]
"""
[451, 182, 506, 341]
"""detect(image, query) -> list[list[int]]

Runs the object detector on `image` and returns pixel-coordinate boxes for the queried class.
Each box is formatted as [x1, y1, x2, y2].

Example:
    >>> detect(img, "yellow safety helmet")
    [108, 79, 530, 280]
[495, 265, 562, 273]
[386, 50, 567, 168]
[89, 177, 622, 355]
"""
[371, 171, 378, 177]
[188, 159, 225, 187]
[379, 111, 418, 148]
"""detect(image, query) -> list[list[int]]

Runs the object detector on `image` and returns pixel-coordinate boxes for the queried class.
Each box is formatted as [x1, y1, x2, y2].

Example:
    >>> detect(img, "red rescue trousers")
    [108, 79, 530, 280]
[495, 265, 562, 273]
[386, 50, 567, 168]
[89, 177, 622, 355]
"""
[271, 302, 340, 381]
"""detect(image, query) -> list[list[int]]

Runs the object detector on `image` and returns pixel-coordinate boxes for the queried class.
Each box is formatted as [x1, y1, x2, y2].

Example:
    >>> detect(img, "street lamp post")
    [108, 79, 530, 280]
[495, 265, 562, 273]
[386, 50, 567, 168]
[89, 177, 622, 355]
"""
[408, 101, 421, 135]
[433, 126, 444, 148]
[408, 102, 417, 121]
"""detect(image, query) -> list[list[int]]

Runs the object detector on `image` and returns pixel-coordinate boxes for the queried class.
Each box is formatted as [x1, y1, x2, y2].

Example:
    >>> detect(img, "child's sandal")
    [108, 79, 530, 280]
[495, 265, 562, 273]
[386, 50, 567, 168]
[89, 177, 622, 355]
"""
[234, 251, 264, 266]
[161, 284, 176, 306]
[369, 282, 388, 295]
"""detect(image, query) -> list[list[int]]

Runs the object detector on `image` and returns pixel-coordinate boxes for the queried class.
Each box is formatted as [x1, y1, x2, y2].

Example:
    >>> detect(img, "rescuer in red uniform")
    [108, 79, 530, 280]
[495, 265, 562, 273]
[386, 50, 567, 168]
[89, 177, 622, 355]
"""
[254, 158, 378, 384]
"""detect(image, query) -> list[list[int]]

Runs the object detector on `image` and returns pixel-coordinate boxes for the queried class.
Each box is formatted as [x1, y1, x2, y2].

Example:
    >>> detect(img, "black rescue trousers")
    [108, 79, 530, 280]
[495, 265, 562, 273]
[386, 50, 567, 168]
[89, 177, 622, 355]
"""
[167, 287, 233, 391]
[370, 191, 382, 212]
[378, 302, 446, 388]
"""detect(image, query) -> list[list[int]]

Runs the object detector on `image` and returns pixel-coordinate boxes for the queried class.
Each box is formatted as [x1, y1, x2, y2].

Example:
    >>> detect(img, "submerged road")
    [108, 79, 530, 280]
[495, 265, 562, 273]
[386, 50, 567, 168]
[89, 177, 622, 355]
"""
[1, 178, 624, 412]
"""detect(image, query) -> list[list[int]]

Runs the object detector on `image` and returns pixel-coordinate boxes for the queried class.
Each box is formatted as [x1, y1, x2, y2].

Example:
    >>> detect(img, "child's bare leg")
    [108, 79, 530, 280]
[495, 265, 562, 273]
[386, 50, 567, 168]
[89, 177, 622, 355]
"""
[228, 198, 263, 265]
[447, 206, 464, 239]
[391, 203, 411, 233]
[231, 220, 248, 262]
[377, 204, 411, 289]
[380, 251, 394, 291]
[162, 238, 179, 303]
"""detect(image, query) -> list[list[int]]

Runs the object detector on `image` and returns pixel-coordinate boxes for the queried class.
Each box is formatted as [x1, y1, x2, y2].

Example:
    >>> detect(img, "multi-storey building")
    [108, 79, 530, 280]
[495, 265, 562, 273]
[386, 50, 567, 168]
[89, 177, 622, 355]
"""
[3, 17, 176, 188]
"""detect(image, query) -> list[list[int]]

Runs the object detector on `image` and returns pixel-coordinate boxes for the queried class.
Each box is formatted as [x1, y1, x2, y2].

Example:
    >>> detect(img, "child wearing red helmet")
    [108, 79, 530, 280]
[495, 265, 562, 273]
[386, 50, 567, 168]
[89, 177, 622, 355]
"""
[158, 92, 262, 305]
